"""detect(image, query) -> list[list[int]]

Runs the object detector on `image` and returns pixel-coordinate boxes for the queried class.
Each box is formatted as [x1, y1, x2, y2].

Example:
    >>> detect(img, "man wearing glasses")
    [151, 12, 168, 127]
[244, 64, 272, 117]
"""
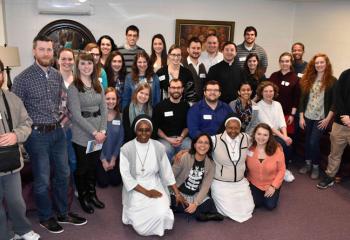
[187, 80, 232, 139]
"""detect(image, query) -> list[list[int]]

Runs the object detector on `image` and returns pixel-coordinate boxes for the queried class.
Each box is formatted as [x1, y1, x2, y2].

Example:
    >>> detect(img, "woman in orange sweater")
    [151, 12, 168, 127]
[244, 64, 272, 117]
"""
[246, 123, 286, 210]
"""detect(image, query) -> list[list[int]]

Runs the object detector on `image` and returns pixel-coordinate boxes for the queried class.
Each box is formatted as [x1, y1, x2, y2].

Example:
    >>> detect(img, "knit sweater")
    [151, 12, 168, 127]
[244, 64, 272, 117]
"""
[67, 85, 107, 146]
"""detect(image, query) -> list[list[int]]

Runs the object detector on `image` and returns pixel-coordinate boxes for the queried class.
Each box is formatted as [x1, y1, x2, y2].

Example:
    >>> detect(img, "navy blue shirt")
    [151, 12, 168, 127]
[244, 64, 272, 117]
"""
[187, 99, 233, 139]
[12, 62, 62, 124]
[100, 118, 124, 161]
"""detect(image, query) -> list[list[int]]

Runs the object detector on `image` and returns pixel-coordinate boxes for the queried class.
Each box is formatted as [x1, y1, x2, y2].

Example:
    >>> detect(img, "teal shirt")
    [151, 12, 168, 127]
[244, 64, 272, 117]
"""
[100, 68, 108, 89]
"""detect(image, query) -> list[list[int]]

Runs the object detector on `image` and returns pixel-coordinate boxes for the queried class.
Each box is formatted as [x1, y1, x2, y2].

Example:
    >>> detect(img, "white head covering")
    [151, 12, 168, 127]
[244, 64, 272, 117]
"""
[224, 117, 241, 128]
[134, 118, 153, 132]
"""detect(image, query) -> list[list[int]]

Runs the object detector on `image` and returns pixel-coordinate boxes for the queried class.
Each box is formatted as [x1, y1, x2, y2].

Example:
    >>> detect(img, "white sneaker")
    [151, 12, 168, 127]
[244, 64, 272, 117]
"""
[13, 230, 40, 240]
[284, 169, 295, 182]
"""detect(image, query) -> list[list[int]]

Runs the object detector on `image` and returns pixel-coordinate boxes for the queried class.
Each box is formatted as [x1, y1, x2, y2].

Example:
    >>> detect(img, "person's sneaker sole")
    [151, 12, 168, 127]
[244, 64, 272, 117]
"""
[39, 223, 64, 234]
[317, 181, 334, 189]
[57, 219, 87, 226]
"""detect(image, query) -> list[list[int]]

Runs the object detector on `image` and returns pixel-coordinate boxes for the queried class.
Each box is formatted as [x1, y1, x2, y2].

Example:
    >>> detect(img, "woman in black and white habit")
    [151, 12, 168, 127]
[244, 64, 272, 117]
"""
[120, 114, 185, 236]
[211, 115, 255, 222]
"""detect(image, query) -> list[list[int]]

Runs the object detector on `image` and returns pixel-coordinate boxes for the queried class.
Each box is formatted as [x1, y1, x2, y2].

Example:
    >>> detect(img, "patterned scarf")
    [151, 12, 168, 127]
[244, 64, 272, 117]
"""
[234, 98, 252, 132]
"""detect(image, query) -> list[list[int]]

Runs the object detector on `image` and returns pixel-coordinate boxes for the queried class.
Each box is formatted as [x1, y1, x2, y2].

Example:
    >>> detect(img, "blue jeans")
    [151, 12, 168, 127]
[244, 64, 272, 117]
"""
[158, 137, 191, 163]
[275, 136, 292, 167]
[25, 127, 69, 221]
[304, 118, 324, 165]
[250, 184, 280, 210]
[65, 128, 77, 173]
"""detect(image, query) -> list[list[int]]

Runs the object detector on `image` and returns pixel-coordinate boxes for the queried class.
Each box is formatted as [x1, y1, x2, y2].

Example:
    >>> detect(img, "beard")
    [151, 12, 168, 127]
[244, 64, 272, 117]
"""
[36, 57, 52, 67]
[170, 92, 182, 100]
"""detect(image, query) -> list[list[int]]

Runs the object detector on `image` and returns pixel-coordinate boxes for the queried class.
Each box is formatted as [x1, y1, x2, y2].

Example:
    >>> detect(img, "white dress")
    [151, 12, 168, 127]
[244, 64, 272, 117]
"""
[211, 133, 255, 223]
[120, 140, 175, 236]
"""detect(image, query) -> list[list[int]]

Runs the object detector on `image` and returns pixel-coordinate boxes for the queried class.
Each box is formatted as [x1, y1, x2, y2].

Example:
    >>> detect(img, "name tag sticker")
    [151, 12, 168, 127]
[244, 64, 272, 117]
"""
[112, 120, 121, 125]
[297, 73, 304, 78]
[247, 150, 253, 157]
[164, 111, 174, 117]
[61, 100, 67, 108]
[252, 105, 259, 111]
[199, 73, 206, 78]
[239, 57, 246, 62]
[159, 75, 166, 81]
[203, 114, 212, 120]
[98, 77, 103, 83]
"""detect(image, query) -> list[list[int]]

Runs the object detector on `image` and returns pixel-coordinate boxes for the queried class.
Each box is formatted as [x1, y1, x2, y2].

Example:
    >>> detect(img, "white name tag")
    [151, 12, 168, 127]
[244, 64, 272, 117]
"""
[112, 120, 121, 125]
[164, 111, 174, 117]
[247, 150, 253, 157]
[252, 105, 259, 111]
[61, 100, 67, 108]
[98, 77, 103, 83]
[239, 57, 246, 62]
[203, 114, 212, 120]
[199, 73, 206, 78]
[159, 75, 166, 81]
[0, 112, 2, 120]
[297, 73, 304, 78]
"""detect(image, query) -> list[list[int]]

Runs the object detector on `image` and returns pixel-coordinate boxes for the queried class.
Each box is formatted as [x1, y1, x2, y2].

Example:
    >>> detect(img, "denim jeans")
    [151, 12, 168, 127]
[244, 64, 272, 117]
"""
[158, 137, 191, 163]
[250, 183, 280, 210]
[25, 127, 69, 221]
[65, 128, 77, 173]
[275, 136, 292, 166]
[304, 118, 325, 165]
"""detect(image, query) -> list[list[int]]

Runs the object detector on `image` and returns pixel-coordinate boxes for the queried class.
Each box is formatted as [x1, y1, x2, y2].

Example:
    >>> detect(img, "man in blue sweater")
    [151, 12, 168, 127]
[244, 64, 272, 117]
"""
[187, 80, 232, 139]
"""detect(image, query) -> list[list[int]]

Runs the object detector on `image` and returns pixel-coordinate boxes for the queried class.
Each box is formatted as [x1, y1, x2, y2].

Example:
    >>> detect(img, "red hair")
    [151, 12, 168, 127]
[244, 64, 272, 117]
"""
[300, 53, 335, 93]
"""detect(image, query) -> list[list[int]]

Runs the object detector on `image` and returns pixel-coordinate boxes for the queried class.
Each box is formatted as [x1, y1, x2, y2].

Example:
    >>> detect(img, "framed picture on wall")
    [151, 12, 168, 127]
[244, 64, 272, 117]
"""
[175, 19, 235, 57]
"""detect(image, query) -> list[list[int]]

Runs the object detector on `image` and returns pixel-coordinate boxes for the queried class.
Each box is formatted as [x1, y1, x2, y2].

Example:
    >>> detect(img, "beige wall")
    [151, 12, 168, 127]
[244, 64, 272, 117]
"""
[3, 0, 350, 78]
[0, 0, 5, 45]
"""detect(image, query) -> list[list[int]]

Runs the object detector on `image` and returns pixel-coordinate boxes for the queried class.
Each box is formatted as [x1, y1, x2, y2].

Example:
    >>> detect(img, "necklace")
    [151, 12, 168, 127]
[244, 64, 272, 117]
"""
[228, 140, 237, 156]
[136, 142, 150, 172]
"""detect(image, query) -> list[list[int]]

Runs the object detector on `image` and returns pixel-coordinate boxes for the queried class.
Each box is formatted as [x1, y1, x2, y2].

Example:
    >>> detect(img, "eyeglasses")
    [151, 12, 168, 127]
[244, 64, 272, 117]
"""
[169, 86, 183, 90]
[169, 54, 181, 58]
[205, 89, 220, 93]
[137, 128, 151, 133]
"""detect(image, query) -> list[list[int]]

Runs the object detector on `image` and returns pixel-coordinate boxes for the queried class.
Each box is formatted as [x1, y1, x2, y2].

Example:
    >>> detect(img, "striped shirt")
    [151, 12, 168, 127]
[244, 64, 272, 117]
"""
[12, 62, 62, 124]
[118, 44, 144, 74]
[234, 42, 268, 70]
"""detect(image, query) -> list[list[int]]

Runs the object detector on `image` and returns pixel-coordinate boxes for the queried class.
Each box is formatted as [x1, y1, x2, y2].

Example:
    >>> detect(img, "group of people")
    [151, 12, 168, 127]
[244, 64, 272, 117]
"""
[0, 23, 349, 239]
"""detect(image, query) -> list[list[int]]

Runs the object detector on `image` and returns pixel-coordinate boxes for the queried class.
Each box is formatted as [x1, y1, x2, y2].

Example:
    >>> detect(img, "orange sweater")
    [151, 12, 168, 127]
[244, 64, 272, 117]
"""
[246, 146, 286, 191]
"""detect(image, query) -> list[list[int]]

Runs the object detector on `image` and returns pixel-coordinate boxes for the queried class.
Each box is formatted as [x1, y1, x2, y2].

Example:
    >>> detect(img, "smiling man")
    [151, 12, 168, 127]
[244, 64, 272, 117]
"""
[118, 25, 144, 73]
[199, 34, 223, 71]
[12, 35, 86, 234]
[235, 26, 268, 72]
[207, 42, 246, 103]
[182, 37, 207, 100]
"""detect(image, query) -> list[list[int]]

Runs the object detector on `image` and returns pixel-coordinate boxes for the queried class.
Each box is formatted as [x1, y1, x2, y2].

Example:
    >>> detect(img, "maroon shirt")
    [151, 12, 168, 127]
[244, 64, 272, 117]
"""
[269, 71, 300, 115]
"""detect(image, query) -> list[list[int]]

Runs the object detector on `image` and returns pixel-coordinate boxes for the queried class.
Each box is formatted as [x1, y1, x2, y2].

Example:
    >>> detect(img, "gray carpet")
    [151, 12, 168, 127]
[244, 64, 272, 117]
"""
[27, 169, 350, 240]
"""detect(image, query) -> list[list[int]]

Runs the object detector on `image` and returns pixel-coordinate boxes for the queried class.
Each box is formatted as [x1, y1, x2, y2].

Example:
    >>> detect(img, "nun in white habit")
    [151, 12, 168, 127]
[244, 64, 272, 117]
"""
[120, 114, 184, 236]
[211, 115, 255, 222]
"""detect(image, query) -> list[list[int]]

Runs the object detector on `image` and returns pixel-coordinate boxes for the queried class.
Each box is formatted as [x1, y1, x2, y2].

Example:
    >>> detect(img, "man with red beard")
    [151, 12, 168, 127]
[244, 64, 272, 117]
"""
[12, 35, 86, 234]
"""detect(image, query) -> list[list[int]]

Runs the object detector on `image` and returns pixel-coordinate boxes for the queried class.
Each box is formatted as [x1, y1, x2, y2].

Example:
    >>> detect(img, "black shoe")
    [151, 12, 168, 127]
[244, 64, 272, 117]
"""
[89, 193, 105, 209]
[317, 176, 335, 189]
[57, 212, 87, 226]
[196, 213, 224, 222]
[40, 217, 64, 234]
[78, 194, 94, 214]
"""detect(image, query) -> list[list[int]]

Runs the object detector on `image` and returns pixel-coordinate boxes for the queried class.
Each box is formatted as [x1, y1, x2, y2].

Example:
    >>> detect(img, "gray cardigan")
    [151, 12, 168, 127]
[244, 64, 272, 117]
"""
[0, 90, 32, 176]
[172, 152, 214, 205]
[67, 85, 107, 146]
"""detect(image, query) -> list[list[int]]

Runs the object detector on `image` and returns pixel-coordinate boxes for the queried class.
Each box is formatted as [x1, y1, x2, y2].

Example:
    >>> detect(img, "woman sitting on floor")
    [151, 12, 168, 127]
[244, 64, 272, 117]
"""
[171, 133, 224, 222]
[246, 123, 286, 210]
[120, 115, 184, 236]
[210, 115, 255, 223]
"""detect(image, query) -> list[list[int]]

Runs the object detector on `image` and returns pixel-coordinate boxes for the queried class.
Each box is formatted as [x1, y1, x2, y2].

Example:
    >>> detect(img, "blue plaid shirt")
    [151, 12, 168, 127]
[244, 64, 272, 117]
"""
[12, 62, 63, 124]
